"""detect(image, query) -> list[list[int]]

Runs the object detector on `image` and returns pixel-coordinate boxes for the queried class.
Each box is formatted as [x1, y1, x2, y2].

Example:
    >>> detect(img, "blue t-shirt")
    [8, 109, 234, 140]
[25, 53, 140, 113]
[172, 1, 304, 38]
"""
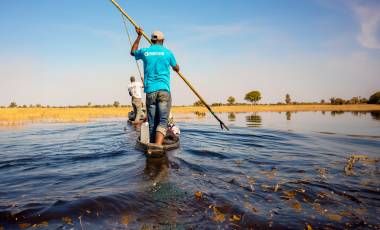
[133, 44, 177, 93]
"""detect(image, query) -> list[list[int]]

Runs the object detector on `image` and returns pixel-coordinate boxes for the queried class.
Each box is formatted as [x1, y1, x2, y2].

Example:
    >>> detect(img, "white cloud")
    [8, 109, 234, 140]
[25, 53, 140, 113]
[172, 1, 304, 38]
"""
[349, 1, 380, 49]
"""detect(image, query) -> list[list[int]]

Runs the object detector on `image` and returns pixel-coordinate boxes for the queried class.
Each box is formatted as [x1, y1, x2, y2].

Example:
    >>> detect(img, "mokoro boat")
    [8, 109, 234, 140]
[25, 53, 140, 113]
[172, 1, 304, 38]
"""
[136, 136, 180, 157]
[127, 110, 145, 125]
[127, 119, 144, 125]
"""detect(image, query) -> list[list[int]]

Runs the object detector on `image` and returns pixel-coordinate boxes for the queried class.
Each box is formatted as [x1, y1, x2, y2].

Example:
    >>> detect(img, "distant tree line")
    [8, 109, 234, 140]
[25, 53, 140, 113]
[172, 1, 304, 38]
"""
[329, 97, 368, 105]
[193, 90, 263, 106]
[328, 92, 380, 105]
[192, 91, 380, 106]
[2, 91, 379, 108]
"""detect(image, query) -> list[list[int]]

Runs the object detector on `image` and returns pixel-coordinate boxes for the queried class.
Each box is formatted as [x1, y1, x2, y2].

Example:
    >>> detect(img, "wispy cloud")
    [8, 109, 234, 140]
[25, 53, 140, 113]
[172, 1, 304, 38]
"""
[348, 1, 380, 49]
[174, 21, 293, 48]
[179, 22, 255, 42]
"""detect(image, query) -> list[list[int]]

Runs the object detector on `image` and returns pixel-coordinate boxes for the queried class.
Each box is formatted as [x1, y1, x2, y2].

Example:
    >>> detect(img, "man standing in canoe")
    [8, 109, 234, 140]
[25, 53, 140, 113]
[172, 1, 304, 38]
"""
[131, 28, 179, 146]
[128, 76, 144, 122]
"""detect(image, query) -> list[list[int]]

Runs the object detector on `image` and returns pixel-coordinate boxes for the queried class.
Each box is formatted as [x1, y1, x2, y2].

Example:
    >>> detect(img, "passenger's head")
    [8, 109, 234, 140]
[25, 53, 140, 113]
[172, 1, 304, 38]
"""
[130, 76, 135, 82]
[151, 31, 164, 45]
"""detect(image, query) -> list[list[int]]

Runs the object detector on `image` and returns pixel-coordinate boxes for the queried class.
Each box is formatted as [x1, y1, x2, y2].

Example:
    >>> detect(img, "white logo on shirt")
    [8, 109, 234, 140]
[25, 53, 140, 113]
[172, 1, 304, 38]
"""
[144, 52, 165, 56]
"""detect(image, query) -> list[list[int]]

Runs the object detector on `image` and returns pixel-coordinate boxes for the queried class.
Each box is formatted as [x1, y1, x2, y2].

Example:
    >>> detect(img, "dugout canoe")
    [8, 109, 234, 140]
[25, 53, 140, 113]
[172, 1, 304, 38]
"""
[127, 119, 144, 125]
[136, 136, 180, 157]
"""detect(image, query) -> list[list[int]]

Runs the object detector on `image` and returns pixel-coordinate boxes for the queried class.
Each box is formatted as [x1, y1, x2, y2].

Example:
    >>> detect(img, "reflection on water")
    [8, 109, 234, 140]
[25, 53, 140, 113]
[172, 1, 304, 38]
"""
[194, 111, 206, 117]
[193, 111, 379, 137]
[286, 111, 291, 120]
[228, 112, 236, 121]
[371, 111, 380, 121]
[331, 111, 345, 116]
[176, 111, 380, 136]
[351, 111, 368, 116]
[245, 113, 262, 127]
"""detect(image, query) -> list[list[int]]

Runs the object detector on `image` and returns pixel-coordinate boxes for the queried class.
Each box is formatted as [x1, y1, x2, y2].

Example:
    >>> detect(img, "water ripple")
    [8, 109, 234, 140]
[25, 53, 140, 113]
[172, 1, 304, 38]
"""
[0, 118, 379, 229]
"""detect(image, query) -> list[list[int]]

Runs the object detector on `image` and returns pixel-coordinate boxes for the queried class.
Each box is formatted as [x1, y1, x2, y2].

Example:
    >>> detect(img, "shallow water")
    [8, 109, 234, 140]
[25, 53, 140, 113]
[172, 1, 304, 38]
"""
[0, 112, 379, 229]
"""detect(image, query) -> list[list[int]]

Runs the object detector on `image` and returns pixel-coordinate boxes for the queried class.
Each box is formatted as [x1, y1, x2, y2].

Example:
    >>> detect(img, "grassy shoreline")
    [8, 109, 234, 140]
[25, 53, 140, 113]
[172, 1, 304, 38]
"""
[1, 104, 379, 126]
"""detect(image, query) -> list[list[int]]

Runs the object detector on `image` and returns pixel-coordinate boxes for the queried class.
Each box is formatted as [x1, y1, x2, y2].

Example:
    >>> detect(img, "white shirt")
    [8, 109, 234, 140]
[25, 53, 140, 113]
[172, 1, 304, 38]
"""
[128, 82, 143, 99]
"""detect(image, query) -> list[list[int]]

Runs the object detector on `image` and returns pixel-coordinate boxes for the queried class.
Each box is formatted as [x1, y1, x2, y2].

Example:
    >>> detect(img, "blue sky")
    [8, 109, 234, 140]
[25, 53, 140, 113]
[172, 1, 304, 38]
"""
[0, 0, 379, 106]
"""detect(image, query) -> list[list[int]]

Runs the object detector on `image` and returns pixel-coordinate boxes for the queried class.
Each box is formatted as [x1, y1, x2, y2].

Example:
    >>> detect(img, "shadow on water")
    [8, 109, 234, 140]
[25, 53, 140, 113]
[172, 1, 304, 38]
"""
[144, 156, 169, 180]
[246, 113, 262, 127]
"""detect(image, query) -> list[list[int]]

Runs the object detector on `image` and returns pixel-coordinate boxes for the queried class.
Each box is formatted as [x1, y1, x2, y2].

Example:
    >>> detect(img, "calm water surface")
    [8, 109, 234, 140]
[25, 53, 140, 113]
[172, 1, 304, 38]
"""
[0, 112, 379, 229]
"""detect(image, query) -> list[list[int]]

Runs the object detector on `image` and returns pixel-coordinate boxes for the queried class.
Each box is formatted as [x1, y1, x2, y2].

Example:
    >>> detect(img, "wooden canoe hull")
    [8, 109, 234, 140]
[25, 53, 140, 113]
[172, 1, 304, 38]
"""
[135, 139, 180, 157]
[127, 119, 144, 125]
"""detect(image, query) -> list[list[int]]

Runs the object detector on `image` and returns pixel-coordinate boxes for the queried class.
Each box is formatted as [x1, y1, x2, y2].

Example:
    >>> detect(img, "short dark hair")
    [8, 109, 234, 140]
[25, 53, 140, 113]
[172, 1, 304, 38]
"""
[130, 76, 135, 82]
[151, 39, 164, 45]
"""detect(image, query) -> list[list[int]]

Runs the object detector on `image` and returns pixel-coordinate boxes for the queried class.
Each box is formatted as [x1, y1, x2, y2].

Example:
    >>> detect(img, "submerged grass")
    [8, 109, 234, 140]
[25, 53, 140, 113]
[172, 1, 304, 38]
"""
[0, 104, 379, 126]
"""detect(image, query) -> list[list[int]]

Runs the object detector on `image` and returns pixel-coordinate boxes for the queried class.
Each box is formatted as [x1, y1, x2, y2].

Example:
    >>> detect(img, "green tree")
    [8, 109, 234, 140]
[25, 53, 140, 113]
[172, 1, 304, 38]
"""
[368, 91, 380, 104]
[360, 97, 368, 104]
[193, 100, 203, 106]
[9, 102, 17, 108]
[88, 102, 92, 107]
[337, 98, 345, 104]
[244, 91, 262, 104]
[330, 97, 345, 105]
[349, 97, 359, 104]
[113, 101, 120, 107]
[320, 99, 325, 104]
[285, 94, 291, 104]
[227, 96, 235, 105]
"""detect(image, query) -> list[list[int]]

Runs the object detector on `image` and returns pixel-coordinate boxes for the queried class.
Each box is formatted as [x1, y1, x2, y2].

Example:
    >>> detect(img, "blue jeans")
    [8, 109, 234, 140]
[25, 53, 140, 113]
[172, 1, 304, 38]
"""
[146, 90, 171, 142]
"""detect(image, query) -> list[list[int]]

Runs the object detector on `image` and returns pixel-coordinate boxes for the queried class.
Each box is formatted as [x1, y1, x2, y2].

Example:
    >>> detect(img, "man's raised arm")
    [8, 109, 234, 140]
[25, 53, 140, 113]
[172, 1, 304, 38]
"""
[130, 28, 143, 56]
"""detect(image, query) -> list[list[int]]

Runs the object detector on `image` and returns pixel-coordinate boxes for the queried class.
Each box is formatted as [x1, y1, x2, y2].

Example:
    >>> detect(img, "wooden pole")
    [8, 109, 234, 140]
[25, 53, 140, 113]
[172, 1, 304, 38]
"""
[109, 0, 229, 130]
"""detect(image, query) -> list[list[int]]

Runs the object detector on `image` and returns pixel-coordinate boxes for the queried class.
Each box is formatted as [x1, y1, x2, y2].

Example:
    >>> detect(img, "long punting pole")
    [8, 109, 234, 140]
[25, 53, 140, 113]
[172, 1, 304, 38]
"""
[109, 0, 229, 130]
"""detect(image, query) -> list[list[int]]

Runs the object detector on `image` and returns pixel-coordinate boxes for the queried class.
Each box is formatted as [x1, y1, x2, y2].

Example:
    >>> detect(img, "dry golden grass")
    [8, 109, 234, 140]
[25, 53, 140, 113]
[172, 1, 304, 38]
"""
[0, 104, 379, 126]
[0, 107, 131, 126]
